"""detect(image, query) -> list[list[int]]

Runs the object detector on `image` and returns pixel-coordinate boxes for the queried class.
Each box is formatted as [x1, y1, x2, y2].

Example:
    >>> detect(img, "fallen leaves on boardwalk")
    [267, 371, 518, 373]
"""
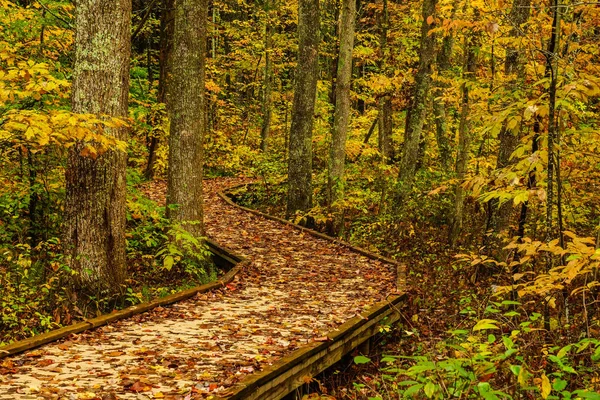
[0, 178, 396, 399]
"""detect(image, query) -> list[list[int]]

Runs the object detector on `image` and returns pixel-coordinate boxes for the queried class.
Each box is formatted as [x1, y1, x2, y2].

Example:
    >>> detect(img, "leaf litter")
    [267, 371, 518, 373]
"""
[0, 178, 397, 399]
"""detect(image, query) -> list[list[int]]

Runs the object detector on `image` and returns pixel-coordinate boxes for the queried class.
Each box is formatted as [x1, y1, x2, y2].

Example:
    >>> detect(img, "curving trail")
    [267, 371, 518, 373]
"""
[0, 178, 396, 399]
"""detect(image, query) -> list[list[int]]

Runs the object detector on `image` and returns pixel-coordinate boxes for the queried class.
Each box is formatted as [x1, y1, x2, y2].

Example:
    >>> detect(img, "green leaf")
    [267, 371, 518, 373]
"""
[424, 381, 436, 398]
[163, 255, 174, 271]
[552, 378, 567, 392]
[509, 365, 521, 376]
[354, 355, 371, 365]
[403, 383, 423, 397]
[572, 391, 600, 400]
[473, 319, 500, 331]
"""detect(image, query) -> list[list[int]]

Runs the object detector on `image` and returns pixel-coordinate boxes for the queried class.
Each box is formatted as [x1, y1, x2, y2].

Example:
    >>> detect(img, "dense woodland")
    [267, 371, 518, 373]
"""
[0, 0, 599, 398]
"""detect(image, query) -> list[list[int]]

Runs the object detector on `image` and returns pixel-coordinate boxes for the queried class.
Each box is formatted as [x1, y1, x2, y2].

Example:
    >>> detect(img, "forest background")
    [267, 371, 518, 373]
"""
[0, 0, 599, 398]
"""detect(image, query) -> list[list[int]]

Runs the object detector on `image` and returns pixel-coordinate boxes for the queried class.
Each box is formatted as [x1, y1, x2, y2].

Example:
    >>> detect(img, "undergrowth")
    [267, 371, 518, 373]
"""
[232, 174, 600, 399]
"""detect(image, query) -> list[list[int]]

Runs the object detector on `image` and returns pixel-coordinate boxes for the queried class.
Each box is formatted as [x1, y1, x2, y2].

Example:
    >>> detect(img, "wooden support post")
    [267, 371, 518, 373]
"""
[357, 337, 371, 356]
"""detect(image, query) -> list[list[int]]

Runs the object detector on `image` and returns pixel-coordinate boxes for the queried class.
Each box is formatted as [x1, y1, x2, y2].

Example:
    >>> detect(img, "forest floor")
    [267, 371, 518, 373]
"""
[0, 178, 399, 399]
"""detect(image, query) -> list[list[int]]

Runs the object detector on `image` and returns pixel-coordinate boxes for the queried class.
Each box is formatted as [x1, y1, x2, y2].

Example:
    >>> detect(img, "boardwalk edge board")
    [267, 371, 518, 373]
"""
[0, 239, 246, 359]
[218, 182, 406, 290]
[219, 293, 407, 400]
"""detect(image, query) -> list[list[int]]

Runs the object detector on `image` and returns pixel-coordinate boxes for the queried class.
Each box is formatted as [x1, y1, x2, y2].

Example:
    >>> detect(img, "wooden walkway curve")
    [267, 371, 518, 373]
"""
[0, 178, 403, 399]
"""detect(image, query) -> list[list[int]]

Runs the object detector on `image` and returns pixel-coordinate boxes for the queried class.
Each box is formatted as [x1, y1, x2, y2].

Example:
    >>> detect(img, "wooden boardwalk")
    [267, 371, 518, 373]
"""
[0, 178, 402, 399]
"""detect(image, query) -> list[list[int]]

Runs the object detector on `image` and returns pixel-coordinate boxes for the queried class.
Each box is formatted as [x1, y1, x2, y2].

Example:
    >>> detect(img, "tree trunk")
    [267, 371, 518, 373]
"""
[64, 0, 131, 294]
[448, 30, 479, 247]
[397, 0, 437, 193]
[378, 96, 393, 161]
[377, 0, 393, 162]
[545, 0, 561, 272]
[166, 0, 207, 238]
[431, 0, 457, 170]
[286, 0, 319, 217]
[260, 0, 274, 152]
[145, 0, 175, 180]
[327, 0, 356, 209]
[487, 0, 531, 257]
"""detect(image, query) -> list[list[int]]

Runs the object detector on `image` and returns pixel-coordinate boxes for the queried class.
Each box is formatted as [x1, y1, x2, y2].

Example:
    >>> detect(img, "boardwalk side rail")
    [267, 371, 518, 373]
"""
[220, 293, 405, 400]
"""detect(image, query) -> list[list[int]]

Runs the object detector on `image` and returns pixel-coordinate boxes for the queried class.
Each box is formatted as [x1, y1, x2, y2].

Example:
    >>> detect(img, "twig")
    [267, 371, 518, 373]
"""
[37, 0, 73, 29]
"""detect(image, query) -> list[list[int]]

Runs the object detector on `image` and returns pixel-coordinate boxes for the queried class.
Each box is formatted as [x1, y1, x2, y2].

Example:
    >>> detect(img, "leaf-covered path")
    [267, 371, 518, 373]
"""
[0, 178, 397, 399]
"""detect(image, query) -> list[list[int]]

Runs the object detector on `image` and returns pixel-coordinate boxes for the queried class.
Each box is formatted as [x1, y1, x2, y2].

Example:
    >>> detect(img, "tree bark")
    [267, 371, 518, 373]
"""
[145, 0, 175, 180]
[260, 0, 274, 152]
[166, 0, 207, 238]
[327, 0, 356, 208]
[378, 96, 393, 161]
[545, 0, 561, 272]
[64, 0, 131, 294]
[431, 0, 457, 170]
[377, 0, 393, 162]
[286, 0, 319, 217]
[397, 0, 437, 192]
[448, 29, 479, 247]
[487, 0, 531, 256]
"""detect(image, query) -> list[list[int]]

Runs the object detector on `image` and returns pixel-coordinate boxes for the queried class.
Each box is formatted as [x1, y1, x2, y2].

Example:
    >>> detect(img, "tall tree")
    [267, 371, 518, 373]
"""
[64, 0, 131, 293]
[377, 0, 393, 162]
[449, 18, 479, 247]
[431, 0, 458, 170]
[327, 0, 356, 209]
[167, 0, 207, 237]
[487, 0, 531, 256]
[287, 0, 320, 217]
[397, 0, 437, 193]
[260, 0, 274, 152]
[145, 0, 175, 180]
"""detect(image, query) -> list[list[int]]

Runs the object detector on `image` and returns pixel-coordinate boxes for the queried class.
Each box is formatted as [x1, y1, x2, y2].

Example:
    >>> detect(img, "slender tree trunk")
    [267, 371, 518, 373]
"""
[167, 0, 207, 238]
[327, 0, 356, 209]
[397, 0, 437, 193]
[487, 0, 531, 257]
[286, 0, 319, 217]
[432, 0, 457, 170]
[378, 97, 393, 160]
[377, 0, 393, 162]
[449, 31, 478, 247]
[260, 0, 274, 152]
[145, 0, 175, 180]
[545, 0, 561, 271]
[64, 0, 131, 294]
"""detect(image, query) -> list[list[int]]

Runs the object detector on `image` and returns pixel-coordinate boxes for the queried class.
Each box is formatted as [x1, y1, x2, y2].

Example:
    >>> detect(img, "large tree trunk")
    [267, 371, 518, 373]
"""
[448, 28, 479, 247]
[286, 0, 319, 217]
[327, 0, 356, 209]
[64, 0, 131, 294]
[166, 0, 207, 238]
[397, 0, 437, 192]
[487, 0, 532, 257]
[145, 0, 175, 180]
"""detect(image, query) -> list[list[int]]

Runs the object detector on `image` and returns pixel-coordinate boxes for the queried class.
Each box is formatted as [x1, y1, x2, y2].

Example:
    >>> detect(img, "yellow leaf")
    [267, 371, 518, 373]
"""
[540, 374, 551, 399]
[473, 319, 500, 331]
